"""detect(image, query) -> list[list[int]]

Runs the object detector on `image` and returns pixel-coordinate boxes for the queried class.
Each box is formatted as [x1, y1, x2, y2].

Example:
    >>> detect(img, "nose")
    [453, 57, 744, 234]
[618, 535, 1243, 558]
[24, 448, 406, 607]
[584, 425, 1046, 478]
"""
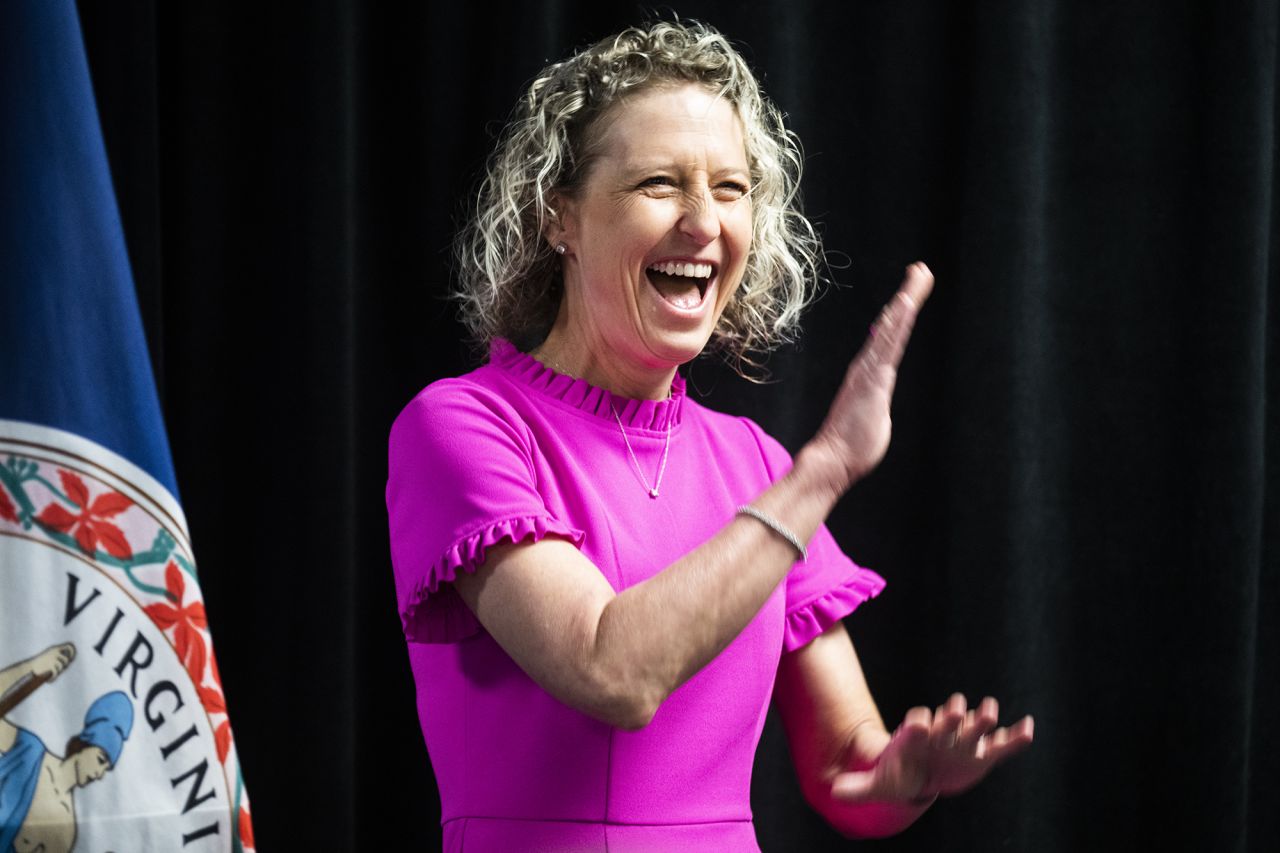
[677, 187, 720, 245]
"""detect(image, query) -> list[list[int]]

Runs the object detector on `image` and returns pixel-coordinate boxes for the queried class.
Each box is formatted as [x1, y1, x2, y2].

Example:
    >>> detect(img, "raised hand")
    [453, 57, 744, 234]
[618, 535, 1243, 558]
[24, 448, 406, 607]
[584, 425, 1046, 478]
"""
[33, 642, 76, 682]
[832, 693, 1034, 805]
[812, 262, 935, 493]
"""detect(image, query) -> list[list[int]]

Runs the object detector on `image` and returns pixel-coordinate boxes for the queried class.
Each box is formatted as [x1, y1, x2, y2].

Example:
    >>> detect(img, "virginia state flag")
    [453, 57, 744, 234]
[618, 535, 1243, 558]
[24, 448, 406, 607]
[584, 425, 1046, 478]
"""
[1, 2, 254, 850]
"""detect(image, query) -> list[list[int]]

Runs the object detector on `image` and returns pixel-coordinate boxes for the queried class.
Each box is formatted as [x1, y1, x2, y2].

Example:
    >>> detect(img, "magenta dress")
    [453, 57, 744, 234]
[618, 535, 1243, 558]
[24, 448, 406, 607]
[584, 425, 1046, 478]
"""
[386, 340, 885, 852]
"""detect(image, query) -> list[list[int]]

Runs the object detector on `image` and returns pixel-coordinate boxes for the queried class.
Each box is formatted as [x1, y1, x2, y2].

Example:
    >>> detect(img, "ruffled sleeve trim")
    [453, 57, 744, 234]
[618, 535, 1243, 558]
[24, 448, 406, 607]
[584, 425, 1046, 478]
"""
[782, 567, 887, 653]
[400, 513, 586, 644]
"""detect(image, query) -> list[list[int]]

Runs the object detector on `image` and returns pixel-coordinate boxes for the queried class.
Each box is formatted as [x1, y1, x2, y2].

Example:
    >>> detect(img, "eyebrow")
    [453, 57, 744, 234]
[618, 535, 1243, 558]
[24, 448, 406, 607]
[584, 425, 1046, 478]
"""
[617, 158, 751, 177]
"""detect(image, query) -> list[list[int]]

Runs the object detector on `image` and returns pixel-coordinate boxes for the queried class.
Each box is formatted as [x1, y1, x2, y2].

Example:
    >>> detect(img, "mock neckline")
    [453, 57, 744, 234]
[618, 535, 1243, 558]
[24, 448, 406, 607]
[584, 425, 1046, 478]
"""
[489, 338, 685, 431]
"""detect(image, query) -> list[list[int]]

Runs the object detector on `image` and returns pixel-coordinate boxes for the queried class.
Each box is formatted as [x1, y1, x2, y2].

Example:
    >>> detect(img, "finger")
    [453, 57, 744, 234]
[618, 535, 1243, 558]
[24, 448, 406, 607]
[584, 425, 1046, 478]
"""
[956, 710, 978, 751]
[958, 697, 1000, 752]
[934, 690, 965, 722]
[930, 701, 953, 746]
[830, 769, 879, 802]
[931, 713, 962, 751]
[931, 694, 967, 749]
[900, 705, 933, 740]
[983, 716, 1035, 764]
[865, 263, 934, 374]
[901, 261, 935, 308]
[831, 775, 871, 802]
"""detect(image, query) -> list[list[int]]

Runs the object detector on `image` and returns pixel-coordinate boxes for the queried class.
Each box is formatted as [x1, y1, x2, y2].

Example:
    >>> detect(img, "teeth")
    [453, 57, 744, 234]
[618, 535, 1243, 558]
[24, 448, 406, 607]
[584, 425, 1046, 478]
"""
[646, 261, 713, 279]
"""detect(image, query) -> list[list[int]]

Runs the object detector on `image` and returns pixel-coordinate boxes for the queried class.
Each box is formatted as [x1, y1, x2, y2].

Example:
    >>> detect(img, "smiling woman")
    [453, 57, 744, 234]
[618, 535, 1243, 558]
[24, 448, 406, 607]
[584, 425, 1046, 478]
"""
[537, 84, 754, 397]
[452, 21, 822, 379]
[386, 19, 1031, 853]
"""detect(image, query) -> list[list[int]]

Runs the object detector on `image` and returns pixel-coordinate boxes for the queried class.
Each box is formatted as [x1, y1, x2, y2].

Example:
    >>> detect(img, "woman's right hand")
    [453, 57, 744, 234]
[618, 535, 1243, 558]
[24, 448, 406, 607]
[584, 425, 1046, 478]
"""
[808, 262, 934, 495]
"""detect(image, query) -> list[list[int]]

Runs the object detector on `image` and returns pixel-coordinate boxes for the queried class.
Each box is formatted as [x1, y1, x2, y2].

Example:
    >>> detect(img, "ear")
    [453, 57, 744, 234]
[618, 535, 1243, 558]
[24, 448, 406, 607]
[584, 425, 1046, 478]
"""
[543, 191, 577, 253]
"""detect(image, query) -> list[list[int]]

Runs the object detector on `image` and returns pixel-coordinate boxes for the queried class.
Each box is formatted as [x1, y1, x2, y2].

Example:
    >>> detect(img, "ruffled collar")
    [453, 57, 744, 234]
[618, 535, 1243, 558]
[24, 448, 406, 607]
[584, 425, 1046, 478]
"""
[489, 338, 685, 431]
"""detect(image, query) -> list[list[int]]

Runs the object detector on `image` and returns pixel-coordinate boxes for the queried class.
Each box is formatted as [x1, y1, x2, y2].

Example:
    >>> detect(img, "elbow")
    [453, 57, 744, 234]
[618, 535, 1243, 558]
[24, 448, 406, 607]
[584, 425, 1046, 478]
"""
[606, 702, 658, 731]
[586, 683, 662, 731]
[573, 662, 664, 730]
[571, 621, 667, 729]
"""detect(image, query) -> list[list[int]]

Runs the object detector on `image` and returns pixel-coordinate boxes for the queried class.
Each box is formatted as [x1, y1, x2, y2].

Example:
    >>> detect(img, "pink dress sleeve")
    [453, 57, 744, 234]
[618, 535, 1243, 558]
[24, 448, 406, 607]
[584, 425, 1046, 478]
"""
[386, 380, 585, 643]
[740, 419, 886, 653]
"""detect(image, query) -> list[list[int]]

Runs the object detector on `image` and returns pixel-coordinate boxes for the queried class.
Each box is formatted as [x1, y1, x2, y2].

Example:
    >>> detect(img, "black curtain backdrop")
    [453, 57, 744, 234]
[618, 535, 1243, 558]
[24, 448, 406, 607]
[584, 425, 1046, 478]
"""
[73, 1, 1276, 850]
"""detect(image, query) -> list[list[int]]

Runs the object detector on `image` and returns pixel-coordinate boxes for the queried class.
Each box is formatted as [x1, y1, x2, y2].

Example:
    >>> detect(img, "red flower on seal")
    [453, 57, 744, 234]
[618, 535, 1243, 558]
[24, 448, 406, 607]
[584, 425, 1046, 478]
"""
[198, 675, 234, 762]
[214, 719, 232, 763]
[0, 486, 17, 523]
[208, 648, 224, 690]
[34, 470, 133, 558]
[143, 561, 208, 684]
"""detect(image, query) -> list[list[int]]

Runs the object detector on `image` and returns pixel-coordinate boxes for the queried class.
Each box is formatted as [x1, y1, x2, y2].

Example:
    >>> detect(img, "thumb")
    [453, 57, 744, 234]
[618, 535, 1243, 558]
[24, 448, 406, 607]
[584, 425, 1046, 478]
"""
[831, 769, 879, 803]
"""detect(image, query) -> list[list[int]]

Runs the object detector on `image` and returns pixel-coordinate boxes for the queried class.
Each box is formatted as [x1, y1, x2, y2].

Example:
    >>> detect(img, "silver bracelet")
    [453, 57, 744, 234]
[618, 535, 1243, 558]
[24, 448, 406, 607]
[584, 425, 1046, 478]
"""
[736, 505, 807, 562]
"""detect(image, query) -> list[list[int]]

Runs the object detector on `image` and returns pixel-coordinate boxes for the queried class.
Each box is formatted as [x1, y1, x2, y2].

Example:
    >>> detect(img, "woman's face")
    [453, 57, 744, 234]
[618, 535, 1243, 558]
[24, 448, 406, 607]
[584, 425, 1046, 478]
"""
[554, 83, 753, 381]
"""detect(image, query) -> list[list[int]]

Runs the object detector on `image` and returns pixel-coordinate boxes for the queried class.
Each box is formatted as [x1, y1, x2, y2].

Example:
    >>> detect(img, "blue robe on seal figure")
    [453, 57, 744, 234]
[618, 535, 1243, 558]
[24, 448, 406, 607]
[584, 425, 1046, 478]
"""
[0, 690, 133, 851]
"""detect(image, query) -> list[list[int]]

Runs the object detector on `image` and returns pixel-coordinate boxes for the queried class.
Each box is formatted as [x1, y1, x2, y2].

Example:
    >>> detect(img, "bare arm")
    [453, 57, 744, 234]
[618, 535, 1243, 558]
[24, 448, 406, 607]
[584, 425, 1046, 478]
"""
[0, 643, 74, 697]
[455, 264, 935, 729]
[0, 656, 35, 699]
[455, 442, 841, 728]
[774, 623, 930, 837]
[0, 643, 75, 749]
[775, 622, 1034, 837]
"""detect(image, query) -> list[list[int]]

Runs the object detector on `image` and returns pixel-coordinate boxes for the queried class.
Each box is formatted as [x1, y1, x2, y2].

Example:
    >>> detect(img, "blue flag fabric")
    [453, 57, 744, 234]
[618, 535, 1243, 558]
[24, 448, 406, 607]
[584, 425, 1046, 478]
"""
[0, 0, 175, 494]
[0, 2, 253, 851]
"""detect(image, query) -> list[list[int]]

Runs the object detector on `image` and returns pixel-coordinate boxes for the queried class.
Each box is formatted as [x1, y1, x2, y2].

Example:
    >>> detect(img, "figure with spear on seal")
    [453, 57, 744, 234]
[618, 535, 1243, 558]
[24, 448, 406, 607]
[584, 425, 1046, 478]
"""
[0, 643, 134, 853]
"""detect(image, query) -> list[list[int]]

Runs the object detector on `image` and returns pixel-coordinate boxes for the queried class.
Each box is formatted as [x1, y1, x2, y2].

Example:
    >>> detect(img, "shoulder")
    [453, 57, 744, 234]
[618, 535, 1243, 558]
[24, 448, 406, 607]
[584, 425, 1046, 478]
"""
[392, 367, 509, 426]
[0, 723, 43, 757]
[387, 369, 542, 491]
[390, 368, 528, 448]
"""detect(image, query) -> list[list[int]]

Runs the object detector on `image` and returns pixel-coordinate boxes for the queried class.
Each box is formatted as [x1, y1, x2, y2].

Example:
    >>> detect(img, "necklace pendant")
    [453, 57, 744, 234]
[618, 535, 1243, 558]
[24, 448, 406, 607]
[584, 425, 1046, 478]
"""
[611, 401, 672, 501]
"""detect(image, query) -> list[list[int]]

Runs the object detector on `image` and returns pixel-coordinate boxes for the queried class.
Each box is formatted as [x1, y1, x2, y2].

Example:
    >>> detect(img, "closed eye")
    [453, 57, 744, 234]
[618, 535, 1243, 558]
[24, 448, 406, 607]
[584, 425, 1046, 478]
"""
[714, 181, 750, 200]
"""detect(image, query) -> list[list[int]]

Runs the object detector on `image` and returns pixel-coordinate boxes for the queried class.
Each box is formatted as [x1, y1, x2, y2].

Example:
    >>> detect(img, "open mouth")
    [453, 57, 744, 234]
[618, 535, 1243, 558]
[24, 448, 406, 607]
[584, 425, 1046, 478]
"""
[645, 261, 715, 310]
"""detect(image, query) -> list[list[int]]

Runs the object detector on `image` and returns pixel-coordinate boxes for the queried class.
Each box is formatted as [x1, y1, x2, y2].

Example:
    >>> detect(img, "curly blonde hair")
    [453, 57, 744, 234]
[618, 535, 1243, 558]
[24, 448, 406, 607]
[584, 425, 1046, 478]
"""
[453, 20, 823, 375]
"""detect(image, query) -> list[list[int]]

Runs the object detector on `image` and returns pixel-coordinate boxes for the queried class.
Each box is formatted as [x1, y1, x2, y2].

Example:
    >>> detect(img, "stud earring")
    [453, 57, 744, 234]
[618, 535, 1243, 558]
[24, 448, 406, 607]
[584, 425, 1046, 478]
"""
[555, 243, 568, 255]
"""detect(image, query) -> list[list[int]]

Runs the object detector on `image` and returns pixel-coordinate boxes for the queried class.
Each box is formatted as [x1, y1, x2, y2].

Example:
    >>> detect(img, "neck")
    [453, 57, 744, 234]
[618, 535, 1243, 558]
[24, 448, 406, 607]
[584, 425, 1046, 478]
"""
[50, 754, 78, 793]
[533, 324, 678, 402]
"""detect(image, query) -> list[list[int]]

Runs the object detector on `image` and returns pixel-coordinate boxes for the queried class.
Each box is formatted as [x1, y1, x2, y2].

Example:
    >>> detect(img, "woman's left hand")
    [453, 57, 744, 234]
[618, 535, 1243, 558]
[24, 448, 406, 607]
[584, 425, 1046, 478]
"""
[830, 693, 1035, 805]
[807, 262, 934, 494]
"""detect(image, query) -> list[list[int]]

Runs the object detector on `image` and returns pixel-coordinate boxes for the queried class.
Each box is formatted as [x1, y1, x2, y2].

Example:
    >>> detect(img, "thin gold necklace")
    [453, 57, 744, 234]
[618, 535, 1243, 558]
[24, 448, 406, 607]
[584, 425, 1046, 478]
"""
[610, 399, 672, 499]
[533, 346, 674, 499]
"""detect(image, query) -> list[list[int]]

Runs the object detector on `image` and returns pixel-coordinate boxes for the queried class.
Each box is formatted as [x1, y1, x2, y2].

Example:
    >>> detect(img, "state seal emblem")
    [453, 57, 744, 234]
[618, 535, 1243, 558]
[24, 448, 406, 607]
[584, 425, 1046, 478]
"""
[1, 420, 253, 852]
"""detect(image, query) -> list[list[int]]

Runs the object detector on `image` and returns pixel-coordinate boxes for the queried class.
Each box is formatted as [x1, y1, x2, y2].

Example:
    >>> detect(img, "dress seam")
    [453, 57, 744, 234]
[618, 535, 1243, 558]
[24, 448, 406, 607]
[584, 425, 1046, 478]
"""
[604, 725, 616, 846]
